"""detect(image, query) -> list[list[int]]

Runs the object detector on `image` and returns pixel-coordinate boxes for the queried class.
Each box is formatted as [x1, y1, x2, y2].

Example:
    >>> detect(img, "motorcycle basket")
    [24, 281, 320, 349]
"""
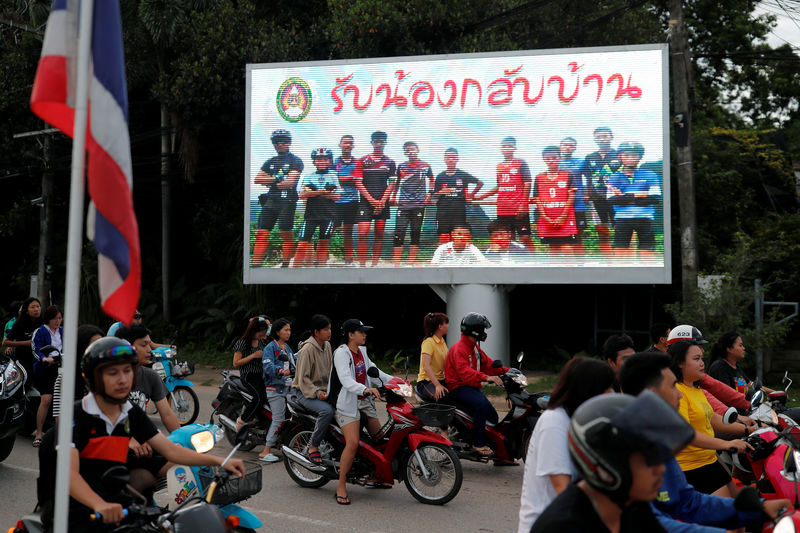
[197, 460, 262, 506]
[412, 404, 455, 427]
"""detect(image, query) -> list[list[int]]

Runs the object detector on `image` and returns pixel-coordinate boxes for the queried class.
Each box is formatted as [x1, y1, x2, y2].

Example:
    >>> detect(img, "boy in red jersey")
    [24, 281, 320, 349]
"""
[476, 137, 533, 252]
[534, 146, 577, 259]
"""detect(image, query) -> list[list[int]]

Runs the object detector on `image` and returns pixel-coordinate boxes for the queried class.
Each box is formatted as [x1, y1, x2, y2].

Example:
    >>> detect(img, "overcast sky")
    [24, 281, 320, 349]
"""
[755, 1, 800, 49]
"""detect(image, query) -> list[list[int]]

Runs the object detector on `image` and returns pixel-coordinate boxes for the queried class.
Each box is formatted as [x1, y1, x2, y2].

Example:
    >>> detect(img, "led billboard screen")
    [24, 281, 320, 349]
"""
[244, 44, 670, 284]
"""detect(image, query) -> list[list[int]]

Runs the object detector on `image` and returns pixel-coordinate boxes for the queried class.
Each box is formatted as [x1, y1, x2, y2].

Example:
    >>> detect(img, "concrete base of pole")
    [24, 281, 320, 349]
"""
[429, 284, 512, 366]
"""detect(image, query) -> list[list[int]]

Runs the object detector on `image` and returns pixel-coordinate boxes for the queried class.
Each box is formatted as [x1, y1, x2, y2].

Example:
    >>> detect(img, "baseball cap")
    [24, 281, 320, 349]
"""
[342, 319, 373, 334]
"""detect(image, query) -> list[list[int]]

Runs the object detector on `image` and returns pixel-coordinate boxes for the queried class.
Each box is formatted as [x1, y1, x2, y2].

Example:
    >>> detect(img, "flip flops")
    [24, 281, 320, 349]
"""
[472, 445, 493, 457]
[308, 449, 323, 465]
[32, 438, 42, 448]
[335, 493, 351, 505]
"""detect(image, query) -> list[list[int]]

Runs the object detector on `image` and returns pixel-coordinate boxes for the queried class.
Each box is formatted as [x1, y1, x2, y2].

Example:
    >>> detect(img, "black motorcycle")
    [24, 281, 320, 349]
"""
[0, 352, 28, 462]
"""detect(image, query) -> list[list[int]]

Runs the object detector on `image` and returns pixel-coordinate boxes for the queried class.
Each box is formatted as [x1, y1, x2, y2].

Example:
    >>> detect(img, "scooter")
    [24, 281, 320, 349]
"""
[729, 485, 800, 533]
[160, 423, 262, 531]
[281, 367, 463, 505]
[428, 353, 549, 464]
[0, 352, 27, 462]
[151, 346, 199, 425]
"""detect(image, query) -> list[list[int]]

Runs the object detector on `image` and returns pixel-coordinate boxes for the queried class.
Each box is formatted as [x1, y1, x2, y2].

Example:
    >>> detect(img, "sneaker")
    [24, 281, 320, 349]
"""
[259, 453, 280, 463]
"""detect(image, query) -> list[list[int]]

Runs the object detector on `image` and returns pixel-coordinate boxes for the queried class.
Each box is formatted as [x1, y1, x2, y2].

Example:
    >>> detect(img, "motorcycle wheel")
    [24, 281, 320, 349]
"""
[214, 401, 248, 449]
[283, 428, 330, 488]
[0, 434, 15, 462]
[403, 443, 463, 505]
[168, 386, 199, 425]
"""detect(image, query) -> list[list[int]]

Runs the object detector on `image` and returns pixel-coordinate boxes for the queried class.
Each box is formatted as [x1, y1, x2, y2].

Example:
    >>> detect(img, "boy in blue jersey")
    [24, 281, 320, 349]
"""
[334, 135, 359, 265]
[252, 129, 304, 267]
[558, 137, 587, 234]
[606, 142, 661, 261]
[295, 148, 340, 267]
[391, 141, 434, 264]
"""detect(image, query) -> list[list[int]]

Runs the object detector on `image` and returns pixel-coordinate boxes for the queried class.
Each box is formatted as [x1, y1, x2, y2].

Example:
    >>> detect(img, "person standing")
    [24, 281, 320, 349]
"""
[260, 317, 296, 462]
[391, 141, 433, 264]
[252, 129, 304, 268]
[31, 305, 63, 446]
[354, 131, 397, 266]
[580, 126, 621, 255]
[432, 148, 483, 246]
[558, 137, 587, 238]
[534, 146, 578, 259]
[232, 316, 271, 431]
[335, 135, 360, 265]
[295, 148, 341, 267]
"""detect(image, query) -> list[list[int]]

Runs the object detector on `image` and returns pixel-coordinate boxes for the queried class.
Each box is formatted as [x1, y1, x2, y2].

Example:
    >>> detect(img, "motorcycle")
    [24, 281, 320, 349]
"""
[730, 484, 800, 533]
[151, 346, 199, 426]
[426, 353, 548, 464]
[160, 423, 262, 531]
[281, 367, 463, 505]
[0, 352, 27, 462]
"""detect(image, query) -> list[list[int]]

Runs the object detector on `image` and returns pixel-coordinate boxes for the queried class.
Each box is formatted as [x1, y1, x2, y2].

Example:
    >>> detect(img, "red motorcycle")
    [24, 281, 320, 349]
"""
[280, 368, 463, 505]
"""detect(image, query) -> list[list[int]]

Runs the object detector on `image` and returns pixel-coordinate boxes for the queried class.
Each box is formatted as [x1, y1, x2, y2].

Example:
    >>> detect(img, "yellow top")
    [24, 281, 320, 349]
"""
[675, 382, 717, 471]
[417, 335, 448, 382]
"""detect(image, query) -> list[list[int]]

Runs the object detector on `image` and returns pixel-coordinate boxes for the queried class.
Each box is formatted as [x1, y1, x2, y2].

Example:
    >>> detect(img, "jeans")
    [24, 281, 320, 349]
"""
[265, 389, 287, 447]
[448, 385, 498, 447]
[294, 392, 335, 447]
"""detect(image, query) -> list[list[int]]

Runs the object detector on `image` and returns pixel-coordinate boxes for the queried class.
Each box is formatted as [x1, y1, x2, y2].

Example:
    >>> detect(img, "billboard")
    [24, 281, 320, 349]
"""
[244, 44, 670, 284]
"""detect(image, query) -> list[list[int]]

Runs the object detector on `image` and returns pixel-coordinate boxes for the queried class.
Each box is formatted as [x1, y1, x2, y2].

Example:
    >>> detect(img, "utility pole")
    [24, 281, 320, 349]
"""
[161, 104, 171, 321]
[669, 0, 699, 300]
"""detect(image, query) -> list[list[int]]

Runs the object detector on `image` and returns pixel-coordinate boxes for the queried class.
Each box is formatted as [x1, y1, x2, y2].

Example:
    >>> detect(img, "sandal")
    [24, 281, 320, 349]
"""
[335, 493, 351, 505]
[308, 449, 323, 465]
[32, 438, 42, 448]
[493, 458, 519, 466]
[472, 445, 493, 457]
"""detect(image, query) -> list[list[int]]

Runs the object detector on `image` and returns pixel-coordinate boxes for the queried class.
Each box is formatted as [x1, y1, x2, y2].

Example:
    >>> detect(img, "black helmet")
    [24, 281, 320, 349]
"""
[667, 324, 708, 346]
[81, 337, 138, 404]
[460, 312, 491, 342]
[568, 390, 694, 504]
[617, 141, 644, 158]
[310, 147, 333, 161]
[271, 129, 291, 144]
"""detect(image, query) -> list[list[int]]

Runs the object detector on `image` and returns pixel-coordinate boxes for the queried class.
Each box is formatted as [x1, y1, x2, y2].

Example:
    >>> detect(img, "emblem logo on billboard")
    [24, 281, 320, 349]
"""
[277, 77, 312, 123]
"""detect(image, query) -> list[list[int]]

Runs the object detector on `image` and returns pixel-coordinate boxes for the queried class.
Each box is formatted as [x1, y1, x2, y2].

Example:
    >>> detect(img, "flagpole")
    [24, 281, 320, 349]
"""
[54, 0, 94, 530]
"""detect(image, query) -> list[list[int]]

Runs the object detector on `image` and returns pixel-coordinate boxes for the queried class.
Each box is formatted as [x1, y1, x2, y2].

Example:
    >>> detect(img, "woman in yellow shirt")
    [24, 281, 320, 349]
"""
[669, 339, 751, 497]
[416, 312, 450, 403]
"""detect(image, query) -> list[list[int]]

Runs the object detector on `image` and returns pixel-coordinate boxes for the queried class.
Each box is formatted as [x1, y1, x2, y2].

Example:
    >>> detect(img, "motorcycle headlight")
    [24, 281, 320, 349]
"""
[513, 374, 528, 387]
[164, 348, 175, 359]
[397, 382, 414, 397]
[190, 430, 215, 454]
[774, 515, 796, 533]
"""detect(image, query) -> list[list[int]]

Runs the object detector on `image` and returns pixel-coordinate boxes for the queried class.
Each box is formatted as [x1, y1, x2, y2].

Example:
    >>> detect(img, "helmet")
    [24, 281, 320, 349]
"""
[310, 147, 333, 160]
[568, 391, 694, 504]
[460, 312, 491, 342]
[271, 129, 291, 144]
[81, 337, 138, 404]
[617, 141, 644, 158]
[667, 324, 708, 345]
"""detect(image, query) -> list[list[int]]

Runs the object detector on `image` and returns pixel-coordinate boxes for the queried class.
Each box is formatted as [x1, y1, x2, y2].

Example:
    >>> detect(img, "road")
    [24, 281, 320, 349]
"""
[0, 381, 525, 532]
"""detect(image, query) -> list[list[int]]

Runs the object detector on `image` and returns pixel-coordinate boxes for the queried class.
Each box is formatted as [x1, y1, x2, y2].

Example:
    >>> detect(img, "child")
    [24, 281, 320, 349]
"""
[295, 148, 341, 267]
[534, 146, 577, 259]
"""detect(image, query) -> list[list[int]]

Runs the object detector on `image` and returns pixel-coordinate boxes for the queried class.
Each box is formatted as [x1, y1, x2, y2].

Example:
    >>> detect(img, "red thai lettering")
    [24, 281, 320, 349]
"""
[437, 80, 457, 107]
[547, 75, 580, 103]
[460, 79, 482, 108]
[567, 62, 584, 73]
[410, 81, 435, 108]
[331, 74, 354, 113]
[512, 77, 544, 105]
[343, 83, 373, 110]
[487, 78, 513, 106]
[607, 73, 642, 100]
[504, 66, 523, 77]
[375, 83, 408, 109]
[583, 74, 603, 102]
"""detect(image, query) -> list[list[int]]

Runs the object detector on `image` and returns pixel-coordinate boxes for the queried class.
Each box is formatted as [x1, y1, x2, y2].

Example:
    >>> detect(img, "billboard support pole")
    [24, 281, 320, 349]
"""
[434, 284, 512, 366]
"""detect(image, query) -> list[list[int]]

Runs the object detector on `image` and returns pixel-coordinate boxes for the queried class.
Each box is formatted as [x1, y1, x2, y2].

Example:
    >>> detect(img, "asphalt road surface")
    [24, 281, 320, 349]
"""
[0, 382, 525, 532]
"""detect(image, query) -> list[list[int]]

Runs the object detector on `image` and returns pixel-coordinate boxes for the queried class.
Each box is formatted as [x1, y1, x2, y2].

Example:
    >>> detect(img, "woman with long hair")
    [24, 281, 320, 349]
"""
[3, 297, 43, 380]
[30, 305, 63, 445]
[669, 339, 751, 496]
[291, 314, 335, 464]
[260, 317, 295, 462]
[233, 316, 271, 432]
[517, 357, 616, 533]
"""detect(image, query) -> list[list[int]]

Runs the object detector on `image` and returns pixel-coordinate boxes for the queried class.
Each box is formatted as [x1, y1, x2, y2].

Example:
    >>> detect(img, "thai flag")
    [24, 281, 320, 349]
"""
[30, 0, 141, 323]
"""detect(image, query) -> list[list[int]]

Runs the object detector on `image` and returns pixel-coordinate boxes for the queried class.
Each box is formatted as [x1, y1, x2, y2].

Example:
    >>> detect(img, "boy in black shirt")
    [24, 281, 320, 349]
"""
[432, 148, 483, 245]
[354, 131, 396, 266]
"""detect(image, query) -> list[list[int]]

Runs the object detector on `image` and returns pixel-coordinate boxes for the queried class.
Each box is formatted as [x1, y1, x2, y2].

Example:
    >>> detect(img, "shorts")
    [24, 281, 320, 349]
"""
[336, 201, 359, 226]
[34, 365, 58, 395]
[127, 449, 169, 477]
[540, 235, 577, 246]
[496, 214, 531, 237]
[335, 397, 378, 427]
[613, 218, 655, 250]
[258, 199, 297, 232]
[574, 210, 588, 230]
[393, 207, 425, 246]
[436, 202, 467, 235]
[356, 200, 390, 222]
[683, 460, 731, 494]
[589, 198, 614, 225]
[298, 219, 335, 242]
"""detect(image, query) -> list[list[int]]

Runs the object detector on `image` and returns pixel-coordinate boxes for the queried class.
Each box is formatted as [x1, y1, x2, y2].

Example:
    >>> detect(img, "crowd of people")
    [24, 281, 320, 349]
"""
[251, 127, 663, 267]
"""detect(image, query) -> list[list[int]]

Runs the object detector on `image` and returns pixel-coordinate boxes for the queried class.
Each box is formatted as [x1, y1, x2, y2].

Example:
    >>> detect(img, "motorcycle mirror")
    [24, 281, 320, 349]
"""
[492, 359, 503, 368]
[516, 352, 524, 363]
[40, 345, 57, 355]
[733, 486, 763, 514]
[100, 465, 131, 494]
[367, 366, 380, 378]
[750, 390, 764, 410]
[722, 407, 739, 425]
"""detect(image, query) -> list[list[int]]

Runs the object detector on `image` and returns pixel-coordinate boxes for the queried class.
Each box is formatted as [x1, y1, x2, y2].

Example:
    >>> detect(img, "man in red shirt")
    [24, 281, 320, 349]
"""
[444, 313, 509, 460]
[477, 137, 533, 252]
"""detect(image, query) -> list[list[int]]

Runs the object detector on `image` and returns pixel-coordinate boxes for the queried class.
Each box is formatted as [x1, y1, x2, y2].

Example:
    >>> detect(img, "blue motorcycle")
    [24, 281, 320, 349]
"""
[164, 423, 263, 532]
[151, 346, 199, 425]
